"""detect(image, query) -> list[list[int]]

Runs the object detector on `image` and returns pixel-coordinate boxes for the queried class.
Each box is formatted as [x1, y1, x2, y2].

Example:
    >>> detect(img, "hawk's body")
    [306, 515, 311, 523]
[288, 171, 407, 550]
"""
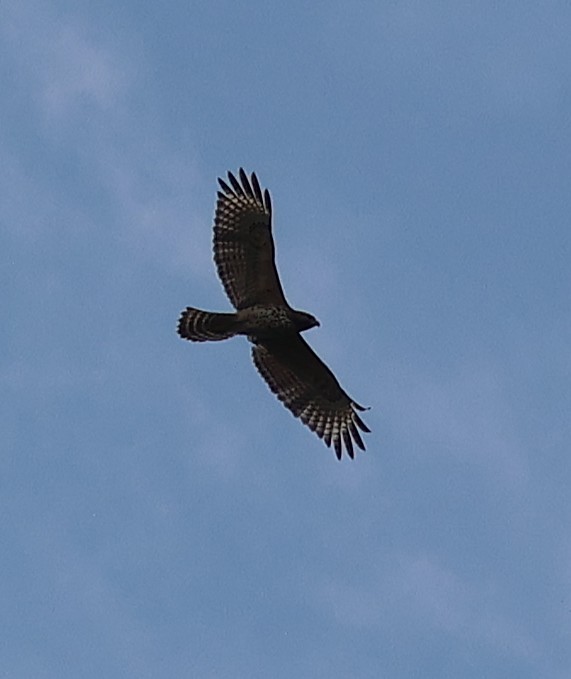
[178, 304, 316, 341]
[178, 169, 370, 459]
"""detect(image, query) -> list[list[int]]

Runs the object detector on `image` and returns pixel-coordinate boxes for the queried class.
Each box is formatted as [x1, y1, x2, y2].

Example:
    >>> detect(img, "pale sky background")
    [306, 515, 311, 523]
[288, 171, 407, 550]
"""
[2, 2, 571, 677]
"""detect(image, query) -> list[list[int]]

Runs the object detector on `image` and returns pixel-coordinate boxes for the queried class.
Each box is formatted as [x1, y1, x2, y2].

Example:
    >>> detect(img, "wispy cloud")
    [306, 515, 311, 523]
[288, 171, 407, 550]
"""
[384, 359, 529, 491]
[2, 1, 207, 275]
[2, 3, 130, 128]
[316, 549, 537, 659]
[319, 1, 566, 119]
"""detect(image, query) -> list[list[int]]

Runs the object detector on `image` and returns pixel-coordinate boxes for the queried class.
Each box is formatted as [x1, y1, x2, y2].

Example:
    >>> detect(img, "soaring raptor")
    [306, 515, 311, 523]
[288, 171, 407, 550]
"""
[177, 169, 370, 459]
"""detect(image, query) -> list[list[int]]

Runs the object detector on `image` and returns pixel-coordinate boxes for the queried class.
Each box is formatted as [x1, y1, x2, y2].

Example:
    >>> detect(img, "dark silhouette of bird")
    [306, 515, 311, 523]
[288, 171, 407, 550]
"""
[178, 169, 370, 459]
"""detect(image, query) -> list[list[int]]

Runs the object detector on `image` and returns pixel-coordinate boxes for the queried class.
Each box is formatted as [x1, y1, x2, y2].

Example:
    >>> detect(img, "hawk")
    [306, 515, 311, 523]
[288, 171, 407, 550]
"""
[177, 169, 370, 459]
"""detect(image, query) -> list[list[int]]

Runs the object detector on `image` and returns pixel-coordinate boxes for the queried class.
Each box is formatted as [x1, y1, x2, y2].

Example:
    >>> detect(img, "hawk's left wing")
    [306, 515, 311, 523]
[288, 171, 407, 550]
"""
[214, 169, 288, 310]
[252, 335, 370, 459]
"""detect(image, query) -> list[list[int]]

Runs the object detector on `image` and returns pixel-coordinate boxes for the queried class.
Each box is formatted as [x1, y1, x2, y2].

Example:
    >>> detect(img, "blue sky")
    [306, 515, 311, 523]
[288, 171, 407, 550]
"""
[2, 1, 570, 677]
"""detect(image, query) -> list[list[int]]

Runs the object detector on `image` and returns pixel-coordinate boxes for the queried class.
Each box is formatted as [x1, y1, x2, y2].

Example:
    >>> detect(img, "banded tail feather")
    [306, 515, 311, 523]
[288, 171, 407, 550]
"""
[177, 307, 238, 342]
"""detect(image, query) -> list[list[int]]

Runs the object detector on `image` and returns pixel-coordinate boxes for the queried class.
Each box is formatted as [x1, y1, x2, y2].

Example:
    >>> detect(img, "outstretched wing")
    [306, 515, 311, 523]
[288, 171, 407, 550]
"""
[214, 169, 288, 310]
[252, 336, 370, 459]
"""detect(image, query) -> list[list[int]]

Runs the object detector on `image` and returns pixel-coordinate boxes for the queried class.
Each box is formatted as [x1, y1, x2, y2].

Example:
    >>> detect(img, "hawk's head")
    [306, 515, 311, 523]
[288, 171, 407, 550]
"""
[292, 310, 320, 333]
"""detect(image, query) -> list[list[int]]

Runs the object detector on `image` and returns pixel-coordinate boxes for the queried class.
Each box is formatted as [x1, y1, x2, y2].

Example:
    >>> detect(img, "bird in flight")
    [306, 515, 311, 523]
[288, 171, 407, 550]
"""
[177, 169, 370, 459]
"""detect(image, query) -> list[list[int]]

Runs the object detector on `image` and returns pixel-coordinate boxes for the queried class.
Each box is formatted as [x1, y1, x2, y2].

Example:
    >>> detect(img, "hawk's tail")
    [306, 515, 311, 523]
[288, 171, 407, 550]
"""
[177, 307, 238, 342]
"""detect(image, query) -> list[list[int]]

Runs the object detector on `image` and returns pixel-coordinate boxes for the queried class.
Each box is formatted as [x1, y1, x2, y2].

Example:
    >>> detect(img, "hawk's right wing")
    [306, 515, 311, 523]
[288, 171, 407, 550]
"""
[214, 169, 288, 310]
[252, 335, 370, 459]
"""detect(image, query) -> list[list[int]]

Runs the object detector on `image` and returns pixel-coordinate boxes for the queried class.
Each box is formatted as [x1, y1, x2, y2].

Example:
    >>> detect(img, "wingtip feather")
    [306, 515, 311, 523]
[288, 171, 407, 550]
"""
[334, 437, 342, 460]
[251, 172, 264, 204]
[264, 188, 272, 215]
[349, 421, 366, 451]
[238, 167, 248, 183]
[228, 171, 245, 196]
[342, 428, 354, 459]
[353, 411, 371, 433]
[218, 177, 233, 195]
